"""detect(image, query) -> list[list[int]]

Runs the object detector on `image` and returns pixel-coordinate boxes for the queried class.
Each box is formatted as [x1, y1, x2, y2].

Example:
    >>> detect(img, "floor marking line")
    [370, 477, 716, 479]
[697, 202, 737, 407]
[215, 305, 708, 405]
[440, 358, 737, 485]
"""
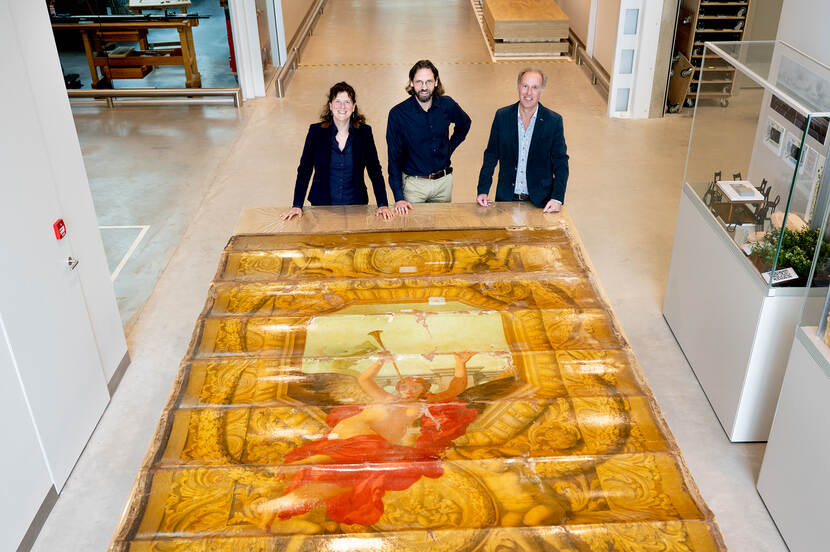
[99, 225, 150, 282]
[99, 225, 148, 229]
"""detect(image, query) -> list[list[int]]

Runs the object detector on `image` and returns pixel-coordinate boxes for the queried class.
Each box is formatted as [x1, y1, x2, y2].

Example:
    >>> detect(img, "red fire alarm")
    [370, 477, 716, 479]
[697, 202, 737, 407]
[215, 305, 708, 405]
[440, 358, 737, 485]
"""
[53, 219, 66, 240]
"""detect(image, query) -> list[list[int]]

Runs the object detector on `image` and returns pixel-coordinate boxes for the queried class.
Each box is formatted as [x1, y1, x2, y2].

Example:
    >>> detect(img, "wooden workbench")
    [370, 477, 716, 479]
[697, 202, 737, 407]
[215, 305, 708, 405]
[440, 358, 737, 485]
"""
[52, 19, 201, 88]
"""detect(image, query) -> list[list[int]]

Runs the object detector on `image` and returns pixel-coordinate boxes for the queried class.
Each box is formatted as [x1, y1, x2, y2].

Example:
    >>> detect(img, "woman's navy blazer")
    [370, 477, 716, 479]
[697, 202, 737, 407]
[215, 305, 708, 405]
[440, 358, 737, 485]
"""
[292, 121, 388, 208]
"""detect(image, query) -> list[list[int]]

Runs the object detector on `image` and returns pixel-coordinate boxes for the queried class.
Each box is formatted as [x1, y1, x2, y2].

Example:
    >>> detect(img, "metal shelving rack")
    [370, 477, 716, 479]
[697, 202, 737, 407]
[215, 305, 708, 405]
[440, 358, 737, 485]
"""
[668, 0, 750, 112]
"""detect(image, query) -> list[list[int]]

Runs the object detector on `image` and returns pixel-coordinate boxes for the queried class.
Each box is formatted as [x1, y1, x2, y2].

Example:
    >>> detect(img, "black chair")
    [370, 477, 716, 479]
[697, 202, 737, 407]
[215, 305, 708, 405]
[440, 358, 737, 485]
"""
[712, 172, 724, 202]
[733, 172, 742, 180]
[756, 178, 768, 195]
[703, 181, 721, 207]
[756, 194, 781, 228]
[703, 171, 725, 209]
[768, 194, 780, 215]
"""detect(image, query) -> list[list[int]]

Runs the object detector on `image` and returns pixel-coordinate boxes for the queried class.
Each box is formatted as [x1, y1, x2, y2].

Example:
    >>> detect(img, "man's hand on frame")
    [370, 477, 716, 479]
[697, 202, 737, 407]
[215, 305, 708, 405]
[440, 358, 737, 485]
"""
[476, 194, 492, 207]
[395, 200, 413, 215]
[543, 200, 562, 213]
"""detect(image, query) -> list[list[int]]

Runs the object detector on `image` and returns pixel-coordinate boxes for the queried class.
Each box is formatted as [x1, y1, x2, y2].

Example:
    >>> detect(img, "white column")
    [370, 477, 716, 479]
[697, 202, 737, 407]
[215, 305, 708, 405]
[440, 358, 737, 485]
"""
[586, 0, 599, 57]
[608, 0, 666, 118]
[229, 0, 267, 99]
[267, 0, 288, 67]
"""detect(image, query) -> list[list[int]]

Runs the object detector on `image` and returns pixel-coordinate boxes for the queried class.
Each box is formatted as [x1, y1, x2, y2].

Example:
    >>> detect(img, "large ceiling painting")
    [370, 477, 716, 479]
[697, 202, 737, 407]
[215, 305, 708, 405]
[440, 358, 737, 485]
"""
[110, 227, 725, 551]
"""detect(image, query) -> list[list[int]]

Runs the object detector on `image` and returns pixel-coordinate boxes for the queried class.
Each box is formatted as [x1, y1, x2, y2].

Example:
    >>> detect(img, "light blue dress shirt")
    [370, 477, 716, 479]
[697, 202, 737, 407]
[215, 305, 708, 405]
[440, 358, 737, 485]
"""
[514, 106, 538, 196]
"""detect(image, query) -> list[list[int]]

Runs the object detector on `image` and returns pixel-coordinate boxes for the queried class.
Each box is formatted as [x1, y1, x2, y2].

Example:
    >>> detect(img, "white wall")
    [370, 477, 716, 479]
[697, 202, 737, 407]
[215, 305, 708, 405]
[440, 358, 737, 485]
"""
[777, 0, 830, 66]
[10, 0, 128, 380]
[281, 0, 316, 48]
[558, 0, 592, 45]
[1, 0, 127, 546]
[745, 0, 783, 43]
[593, 0, 621, 75]
[0, 316, 53, 551]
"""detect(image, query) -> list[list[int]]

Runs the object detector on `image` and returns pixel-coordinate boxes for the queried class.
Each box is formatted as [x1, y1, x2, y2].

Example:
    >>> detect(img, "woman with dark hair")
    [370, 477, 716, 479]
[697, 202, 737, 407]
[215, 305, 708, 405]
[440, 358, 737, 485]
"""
[282, 82, 393, 220]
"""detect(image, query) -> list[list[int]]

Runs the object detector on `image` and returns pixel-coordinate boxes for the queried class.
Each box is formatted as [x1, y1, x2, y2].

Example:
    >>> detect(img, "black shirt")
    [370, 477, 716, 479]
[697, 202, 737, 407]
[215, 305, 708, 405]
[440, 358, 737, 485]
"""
[329, 126, 355, 205]
[386, 95, 471, 201]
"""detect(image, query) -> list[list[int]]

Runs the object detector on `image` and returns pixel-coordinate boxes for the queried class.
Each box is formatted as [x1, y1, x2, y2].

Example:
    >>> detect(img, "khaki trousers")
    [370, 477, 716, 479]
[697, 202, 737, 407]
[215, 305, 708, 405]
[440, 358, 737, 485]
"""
[402, 173, 453, 203]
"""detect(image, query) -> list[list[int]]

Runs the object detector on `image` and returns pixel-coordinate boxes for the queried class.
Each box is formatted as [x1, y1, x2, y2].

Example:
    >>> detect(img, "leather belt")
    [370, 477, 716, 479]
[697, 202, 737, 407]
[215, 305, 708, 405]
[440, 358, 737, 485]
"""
[422, 167, 453, 180]
[513, 193, 530, 201]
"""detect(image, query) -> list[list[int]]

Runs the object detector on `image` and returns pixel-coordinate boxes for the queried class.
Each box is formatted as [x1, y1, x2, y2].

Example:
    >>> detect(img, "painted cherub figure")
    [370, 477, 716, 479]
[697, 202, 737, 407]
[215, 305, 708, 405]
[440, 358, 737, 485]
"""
[258, 351, 478, 530]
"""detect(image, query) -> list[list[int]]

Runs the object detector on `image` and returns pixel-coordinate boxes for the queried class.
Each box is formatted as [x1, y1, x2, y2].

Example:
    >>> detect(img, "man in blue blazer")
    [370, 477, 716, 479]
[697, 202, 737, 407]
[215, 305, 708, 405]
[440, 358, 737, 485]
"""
[477, 68, 569, 213]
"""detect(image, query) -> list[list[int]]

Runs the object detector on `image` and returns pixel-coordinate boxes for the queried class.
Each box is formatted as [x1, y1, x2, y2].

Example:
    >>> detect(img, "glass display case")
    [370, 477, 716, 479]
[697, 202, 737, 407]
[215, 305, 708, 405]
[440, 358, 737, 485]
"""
[684, 40, 830, 289]
[664, 40, 830, 442]
[756, 147, 830, 552]
[802, 190, 830, 348]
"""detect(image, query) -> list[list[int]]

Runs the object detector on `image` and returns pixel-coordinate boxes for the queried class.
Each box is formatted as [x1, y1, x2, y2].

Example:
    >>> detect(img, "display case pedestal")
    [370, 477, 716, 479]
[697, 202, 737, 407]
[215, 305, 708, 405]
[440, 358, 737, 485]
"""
[663, 183, 823, 442]
[757, 326, 830, 552]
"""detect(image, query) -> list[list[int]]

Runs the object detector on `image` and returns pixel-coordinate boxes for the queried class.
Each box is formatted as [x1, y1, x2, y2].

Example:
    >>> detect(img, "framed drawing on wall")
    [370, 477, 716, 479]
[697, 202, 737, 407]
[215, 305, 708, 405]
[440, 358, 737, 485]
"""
[801, 145, 825, 221]
[784, 131, 802, 167]
[765, 117, 785, 155]
[800, 144, 821, 180]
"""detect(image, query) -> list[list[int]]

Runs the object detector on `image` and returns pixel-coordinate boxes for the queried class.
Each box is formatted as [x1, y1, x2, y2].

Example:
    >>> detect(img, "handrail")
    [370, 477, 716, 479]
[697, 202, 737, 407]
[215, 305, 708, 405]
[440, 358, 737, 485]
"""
[573, 34, 610, 97]
[275, 0, 327, 98]
[67, 87, 242, 107]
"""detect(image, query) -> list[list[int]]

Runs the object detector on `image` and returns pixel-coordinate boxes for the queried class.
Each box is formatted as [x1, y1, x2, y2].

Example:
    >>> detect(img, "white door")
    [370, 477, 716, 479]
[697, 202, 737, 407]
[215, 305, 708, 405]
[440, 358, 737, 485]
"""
[0, 315, 55, 550]
[0, 1, 110, 491]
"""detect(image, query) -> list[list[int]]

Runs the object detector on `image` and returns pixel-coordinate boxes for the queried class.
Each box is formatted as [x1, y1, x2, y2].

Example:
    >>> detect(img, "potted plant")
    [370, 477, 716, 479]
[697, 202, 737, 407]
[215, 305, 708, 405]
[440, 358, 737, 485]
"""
[750, 227, 830, 286]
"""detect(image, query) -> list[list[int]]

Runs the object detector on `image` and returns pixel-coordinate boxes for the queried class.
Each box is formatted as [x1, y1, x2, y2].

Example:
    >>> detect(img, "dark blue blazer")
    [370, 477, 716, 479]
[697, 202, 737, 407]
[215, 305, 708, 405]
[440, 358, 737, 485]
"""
[477, 102, 569, 208]
[293, 122, 388, 208]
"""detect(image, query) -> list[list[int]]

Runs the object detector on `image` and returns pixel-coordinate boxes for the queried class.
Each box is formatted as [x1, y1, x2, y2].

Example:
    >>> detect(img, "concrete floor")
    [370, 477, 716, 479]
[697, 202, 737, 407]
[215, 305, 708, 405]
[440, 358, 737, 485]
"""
[34, 0, 788, 550]
[74, 103, 249, 327]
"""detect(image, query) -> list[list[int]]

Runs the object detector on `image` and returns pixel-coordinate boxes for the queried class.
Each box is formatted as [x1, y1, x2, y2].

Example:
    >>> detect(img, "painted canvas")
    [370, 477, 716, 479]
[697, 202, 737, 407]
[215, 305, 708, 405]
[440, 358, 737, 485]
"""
[110, 227, 725, 551]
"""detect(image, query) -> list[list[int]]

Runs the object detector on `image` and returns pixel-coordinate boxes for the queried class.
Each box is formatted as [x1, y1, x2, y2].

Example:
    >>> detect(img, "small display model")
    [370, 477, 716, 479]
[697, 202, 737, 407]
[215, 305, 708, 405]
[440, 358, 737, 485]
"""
[732, 183, 756, 197]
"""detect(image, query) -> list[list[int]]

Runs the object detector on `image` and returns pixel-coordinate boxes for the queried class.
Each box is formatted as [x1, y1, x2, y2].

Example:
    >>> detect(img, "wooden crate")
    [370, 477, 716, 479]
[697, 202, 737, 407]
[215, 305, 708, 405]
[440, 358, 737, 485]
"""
[493, 41, 569, 56]
[488, 35, 569, 56]
[483, 0, 569, 41]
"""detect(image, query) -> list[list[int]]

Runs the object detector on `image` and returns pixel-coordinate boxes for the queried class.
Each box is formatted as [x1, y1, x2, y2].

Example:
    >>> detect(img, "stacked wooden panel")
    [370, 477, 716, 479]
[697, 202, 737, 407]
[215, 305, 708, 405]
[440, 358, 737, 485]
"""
[483, 0, 570, 57]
